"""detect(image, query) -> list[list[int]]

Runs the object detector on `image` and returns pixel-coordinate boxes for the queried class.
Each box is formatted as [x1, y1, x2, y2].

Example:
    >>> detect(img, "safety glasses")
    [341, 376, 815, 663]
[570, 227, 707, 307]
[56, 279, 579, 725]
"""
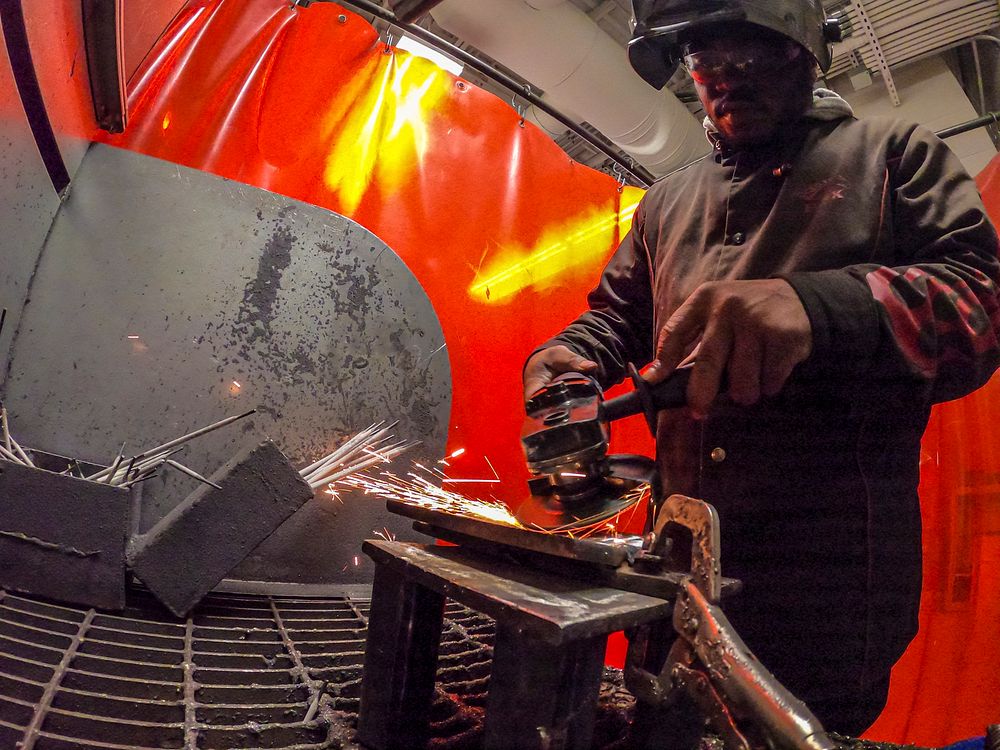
[682, 41, 804, 84]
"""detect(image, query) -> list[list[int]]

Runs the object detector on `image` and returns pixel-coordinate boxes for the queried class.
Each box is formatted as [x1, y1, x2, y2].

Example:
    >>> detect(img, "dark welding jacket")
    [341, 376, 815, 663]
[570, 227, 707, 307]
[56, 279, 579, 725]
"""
[540, 112, 1000, 703]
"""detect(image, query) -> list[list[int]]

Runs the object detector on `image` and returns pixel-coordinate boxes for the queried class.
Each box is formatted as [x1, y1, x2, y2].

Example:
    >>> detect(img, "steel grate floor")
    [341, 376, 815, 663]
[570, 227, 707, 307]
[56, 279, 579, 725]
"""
[0, 586, 499, 750]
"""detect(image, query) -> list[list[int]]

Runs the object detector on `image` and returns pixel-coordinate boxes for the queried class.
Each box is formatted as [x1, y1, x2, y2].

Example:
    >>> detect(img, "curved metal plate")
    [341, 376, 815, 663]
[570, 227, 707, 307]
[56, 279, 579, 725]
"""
[3, 144, 451, 583]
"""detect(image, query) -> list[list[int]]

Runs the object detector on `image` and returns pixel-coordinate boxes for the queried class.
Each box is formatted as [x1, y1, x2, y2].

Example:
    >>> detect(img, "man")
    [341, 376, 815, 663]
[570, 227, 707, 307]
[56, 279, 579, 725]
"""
[523, 0, 1000, 736]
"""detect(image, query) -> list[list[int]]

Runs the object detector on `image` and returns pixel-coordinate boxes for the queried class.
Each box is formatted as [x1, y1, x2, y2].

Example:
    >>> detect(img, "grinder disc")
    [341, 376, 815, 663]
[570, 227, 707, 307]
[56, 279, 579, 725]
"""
[513, 477, 644, 531]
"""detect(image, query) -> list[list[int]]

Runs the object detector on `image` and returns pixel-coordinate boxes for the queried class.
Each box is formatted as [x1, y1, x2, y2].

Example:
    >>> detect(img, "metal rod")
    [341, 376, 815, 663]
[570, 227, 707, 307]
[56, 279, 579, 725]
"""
[0, 444, 22, 464]
[124, 409, 255, 465]
[936, 111, 1000, 140]
[300, 0, 655, 187]
[166, 459, 223, 490]
[0, 402, 10, 453]
[9, 434, 34, 467]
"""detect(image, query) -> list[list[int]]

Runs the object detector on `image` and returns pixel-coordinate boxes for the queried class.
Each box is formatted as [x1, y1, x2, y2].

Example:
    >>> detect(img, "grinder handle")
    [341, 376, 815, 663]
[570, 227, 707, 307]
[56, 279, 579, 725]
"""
[600, 365, 693, 429]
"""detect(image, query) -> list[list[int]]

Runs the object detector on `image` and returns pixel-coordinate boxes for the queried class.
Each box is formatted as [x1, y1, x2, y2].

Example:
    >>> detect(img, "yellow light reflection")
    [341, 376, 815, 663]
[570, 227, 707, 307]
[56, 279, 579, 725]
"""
[323, 50, 450, 213]
[468, 186, 646, 304]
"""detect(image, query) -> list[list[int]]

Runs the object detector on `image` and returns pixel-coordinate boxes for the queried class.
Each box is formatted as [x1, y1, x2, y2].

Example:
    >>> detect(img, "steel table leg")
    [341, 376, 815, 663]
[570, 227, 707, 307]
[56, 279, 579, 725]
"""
[357, 565, 445, 750]
[483, 624, 606, 750]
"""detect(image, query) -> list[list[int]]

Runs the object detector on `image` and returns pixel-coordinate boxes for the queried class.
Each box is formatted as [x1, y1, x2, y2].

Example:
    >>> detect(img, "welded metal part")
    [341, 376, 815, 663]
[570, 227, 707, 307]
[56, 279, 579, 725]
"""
[0, 452, 129, 610]
[3, 144, 450, 584]
[363, 540, 673, 645]
[485, 625, 606, 750]
[357, 563, 445, 750]
[670, 581, 835, 750]
[128, 440, 314, 617]
[361, 539, 672, 750]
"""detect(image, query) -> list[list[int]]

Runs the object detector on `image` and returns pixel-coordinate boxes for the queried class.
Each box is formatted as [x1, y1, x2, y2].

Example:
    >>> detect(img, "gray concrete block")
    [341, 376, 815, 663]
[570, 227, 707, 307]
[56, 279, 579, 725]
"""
[0, 454, 130, 610]
[128, 440, 313, 617]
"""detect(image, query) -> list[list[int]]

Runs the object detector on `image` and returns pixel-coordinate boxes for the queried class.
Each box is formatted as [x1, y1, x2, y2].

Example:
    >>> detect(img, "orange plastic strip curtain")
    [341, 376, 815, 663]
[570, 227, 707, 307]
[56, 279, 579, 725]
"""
[103, 1, 1000, 743]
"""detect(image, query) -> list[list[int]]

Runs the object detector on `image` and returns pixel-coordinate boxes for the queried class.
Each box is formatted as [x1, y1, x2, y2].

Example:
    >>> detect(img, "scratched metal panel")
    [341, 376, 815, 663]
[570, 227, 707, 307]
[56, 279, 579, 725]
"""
[3, 143, 451, 584]
[0, 22, 62, 393]
[22, 0, 99, 181]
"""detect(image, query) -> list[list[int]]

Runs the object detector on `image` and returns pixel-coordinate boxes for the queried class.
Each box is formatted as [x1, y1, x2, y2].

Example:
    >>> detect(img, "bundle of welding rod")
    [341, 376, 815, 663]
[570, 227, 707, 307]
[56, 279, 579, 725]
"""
[0, 402, 34, 468]
[301, 421, 419, 489]
[1, 399, 416, 492]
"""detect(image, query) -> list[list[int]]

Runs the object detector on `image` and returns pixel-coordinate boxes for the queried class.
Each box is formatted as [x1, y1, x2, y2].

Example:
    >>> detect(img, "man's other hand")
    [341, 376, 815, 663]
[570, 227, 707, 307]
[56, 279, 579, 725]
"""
[523, 346, 599, 402]
[645, 279, 812, 417]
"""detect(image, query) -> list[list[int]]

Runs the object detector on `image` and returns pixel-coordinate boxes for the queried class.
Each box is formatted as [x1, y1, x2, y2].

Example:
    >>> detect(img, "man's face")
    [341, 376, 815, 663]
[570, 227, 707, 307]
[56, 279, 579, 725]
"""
[684, 25, 814, 148]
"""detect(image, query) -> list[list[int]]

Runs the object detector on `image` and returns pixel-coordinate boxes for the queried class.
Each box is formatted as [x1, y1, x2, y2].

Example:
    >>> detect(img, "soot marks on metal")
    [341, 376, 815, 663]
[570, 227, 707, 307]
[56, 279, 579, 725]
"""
[236, 220, 297, 346]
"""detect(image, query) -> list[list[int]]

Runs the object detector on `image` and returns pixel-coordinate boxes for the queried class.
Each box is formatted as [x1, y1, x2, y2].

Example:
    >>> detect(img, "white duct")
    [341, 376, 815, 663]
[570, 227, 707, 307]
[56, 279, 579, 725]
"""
[431, 0, 710, 177]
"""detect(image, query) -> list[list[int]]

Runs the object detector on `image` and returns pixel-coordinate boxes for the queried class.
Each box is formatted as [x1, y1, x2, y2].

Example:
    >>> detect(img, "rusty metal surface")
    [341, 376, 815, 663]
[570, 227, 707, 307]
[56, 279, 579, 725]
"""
[363, 540, 674, 644]
[388, 498, 638, 567]
[2, 144, 451, 584]
[0, 455, 129, 610]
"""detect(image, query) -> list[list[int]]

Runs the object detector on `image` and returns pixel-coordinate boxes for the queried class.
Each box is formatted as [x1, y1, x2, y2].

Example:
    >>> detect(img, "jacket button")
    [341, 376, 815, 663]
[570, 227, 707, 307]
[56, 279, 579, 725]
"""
[710, 447, 727, 463]
[732, 232, 745, 245]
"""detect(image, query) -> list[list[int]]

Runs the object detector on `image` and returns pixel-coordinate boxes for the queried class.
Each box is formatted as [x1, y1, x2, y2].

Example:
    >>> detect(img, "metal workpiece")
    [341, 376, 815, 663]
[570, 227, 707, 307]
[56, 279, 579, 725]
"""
[389, 497, 638, 567]
[362, 540, 674, 645]
[128, 440, 314, 617]
[3, 144, 450, 583]
[0, 451, 130, 610]
[672, 581, 835, 750]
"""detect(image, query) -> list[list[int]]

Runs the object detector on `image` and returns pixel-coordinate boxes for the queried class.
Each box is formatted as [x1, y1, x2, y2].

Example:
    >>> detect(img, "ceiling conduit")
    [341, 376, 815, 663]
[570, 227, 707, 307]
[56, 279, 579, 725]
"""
[430, 0, 710, 177]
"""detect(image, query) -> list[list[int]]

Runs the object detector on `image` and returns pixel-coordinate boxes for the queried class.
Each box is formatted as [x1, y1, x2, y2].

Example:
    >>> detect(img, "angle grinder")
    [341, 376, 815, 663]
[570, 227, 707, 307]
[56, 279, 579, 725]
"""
[516, 364, 692, 531]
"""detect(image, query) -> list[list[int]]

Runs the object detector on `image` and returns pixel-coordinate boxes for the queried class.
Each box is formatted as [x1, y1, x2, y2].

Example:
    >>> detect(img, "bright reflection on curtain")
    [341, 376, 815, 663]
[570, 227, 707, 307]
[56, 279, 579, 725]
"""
[323, 51, 450, 213]
[469, 187, 644, 303]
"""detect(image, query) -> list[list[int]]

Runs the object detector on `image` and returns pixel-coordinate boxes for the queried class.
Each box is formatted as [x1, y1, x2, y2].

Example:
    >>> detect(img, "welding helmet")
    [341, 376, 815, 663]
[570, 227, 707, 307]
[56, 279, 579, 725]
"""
[628, 0, 841, 89]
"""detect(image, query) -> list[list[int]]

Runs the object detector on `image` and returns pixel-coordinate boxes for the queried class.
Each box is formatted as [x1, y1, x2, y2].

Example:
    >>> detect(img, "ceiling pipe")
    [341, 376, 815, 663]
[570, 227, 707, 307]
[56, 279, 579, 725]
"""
[430, 0, 710, 177]
[388, 0, 449, 24]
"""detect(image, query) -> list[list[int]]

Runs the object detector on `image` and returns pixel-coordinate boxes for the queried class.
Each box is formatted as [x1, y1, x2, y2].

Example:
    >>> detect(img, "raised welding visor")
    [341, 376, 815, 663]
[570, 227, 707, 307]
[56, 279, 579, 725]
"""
[0, 450, 131, 610]
[128, 440, 313, 617]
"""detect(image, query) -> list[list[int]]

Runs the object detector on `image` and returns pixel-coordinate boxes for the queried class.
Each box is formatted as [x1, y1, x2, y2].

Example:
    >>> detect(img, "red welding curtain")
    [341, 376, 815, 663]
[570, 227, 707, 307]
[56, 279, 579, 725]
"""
[104, 1, 1000, 743]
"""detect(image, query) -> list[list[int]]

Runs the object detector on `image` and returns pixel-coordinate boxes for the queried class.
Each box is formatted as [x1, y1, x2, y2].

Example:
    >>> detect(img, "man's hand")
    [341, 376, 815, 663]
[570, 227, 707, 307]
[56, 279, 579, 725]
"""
[645, 279, 812, 417]
[523, 346, 599, 402]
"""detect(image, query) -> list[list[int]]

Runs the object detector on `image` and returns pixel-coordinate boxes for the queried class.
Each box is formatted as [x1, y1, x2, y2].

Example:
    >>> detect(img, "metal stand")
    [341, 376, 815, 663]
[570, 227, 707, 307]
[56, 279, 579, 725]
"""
[358, 540, 675, 750]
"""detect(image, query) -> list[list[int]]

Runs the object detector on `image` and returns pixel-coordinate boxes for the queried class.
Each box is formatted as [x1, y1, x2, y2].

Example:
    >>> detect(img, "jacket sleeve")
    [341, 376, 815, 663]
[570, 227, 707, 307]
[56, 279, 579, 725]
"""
[531, 204, 656, 389]
[784, 124, 1000, 404]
